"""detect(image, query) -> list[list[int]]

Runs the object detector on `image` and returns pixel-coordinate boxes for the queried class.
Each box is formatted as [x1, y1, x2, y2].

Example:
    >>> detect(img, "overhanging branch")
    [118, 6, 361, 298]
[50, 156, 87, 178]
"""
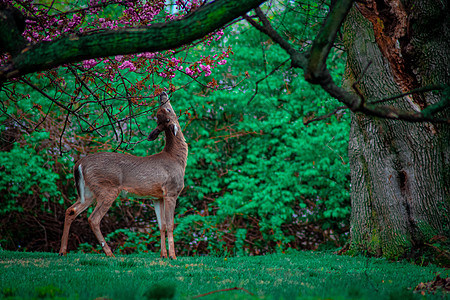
[305, 0, 354, 83]
[246, 0, 450, 123]
[0, 0, 266, 82]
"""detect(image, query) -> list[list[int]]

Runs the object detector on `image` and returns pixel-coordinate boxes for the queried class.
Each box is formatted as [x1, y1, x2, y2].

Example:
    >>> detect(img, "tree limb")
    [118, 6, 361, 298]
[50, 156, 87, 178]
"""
[246, 8, 308, 69]
[305, 0, 355, 83]
[21, 77, 104, 136]
[303, 106, 347, 125]
[0, 0, 266, 82]
[247, 58, 290, 105]
[246, 0, 450, 123]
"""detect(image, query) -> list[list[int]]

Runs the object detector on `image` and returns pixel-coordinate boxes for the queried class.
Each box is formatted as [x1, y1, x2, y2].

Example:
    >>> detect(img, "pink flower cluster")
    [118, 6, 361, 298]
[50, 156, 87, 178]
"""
[10, 0, 232, 86]
[200, 64, 212, 77]
[176, 0, 201, 12]
[137, 52, 156, 59]
[97, 18, 119, 30]
[83, 59, 98, 69]
[182, 49, 231, 79]
[122, 1, 162, 25]
[118, 61, 136, 72]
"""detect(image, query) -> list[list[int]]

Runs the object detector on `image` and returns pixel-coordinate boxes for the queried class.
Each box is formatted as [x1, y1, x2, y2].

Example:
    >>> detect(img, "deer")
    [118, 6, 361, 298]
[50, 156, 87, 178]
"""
[59, 92, 188, 259]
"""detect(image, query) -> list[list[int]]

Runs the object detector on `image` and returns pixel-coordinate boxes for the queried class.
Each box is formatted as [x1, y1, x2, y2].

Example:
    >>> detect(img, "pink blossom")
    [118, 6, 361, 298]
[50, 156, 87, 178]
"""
[185, 67, 195, 76]
[200, 64, 211, 77]
[215, 29, 224, 41]
[83, 59, 98, 69]
[218, 59, 227, 65]
[137, 52, 156, 59]
[67, 14, 82, 28]
[118, 61, 136, 72]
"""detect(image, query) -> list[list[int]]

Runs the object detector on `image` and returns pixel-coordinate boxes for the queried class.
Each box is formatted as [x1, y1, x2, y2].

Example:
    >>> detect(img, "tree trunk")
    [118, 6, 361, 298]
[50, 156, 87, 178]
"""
[342, 0, 450, 258]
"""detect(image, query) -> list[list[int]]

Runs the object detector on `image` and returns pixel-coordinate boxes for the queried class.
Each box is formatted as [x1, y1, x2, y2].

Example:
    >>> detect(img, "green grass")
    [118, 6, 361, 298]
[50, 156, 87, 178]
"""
[0, 250, 447, 299]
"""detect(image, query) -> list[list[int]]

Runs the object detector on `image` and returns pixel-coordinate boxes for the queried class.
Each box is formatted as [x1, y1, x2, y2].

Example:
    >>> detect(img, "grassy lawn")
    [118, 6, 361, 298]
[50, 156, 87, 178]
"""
[0, 250, 447, 299]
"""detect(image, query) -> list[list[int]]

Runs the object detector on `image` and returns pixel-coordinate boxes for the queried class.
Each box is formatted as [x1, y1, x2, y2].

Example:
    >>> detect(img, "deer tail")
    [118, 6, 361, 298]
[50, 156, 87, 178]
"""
[75, 164, 86, 204]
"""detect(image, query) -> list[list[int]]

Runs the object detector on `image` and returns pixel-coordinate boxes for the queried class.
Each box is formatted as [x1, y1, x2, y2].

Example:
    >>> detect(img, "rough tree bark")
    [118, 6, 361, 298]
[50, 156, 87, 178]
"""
[343, 0, 450, 258]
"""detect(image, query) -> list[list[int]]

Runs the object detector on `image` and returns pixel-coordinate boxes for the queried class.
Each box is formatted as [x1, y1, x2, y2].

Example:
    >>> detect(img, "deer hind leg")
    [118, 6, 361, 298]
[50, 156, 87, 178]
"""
[59, 195, 94, 255]
[153, 200, 168, 259]
[88, 189, 118, 257]
[163, 196, 178, 260]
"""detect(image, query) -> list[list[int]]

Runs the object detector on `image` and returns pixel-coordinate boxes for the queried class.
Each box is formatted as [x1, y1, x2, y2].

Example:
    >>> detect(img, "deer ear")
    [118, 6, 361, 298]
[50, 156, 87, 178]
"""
[170, 124, 178, 136]
[148, 128, 162, 141]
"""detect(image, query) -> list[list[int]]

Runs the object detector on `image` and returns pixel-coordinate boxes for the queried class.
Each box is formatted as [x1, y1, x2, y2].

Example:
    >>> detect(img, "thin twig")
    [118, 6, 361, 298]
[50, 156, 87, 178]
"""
[32, 101, 54, 131]
[21, 77, 104, 136]
[43, 0, 134, 17]
[248, 59, 290, 104]
[192, 287, 255, 299]
[368, 84, 446, 105]
[59, 105, 71, 155]
[424, 243, 450, 260]
[68, 66, 120, 141]
[303, 106, 347, 125]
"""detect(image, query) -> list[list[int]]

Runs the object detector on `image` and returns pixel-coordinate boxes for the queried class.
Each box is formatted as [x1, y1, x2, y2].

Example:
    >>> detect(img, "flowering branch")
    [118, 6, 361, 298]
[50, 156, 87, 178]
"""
[0, 0, 266, 82]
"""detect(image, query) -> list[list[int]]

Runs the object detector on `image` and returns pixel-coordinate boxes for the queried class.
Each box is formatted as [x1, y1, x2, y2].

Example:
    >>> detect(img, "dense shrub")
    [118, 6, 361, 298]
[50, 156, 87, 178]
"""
[0, 1, 350, 255]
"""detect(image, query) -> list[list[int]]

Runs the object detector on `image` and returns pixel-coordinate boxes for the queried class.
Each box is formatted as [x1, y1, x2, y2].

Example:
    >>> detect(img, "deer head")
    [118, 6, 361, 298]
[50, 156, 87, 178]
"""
[148, 92, 179, 141]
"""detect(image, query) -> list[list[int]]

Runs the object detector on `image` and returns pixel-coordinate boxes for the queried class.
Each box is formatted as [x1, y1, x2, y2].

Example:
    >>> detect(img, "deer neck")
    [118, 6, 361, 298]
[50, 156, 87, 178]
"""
[162, 125, 188, 167]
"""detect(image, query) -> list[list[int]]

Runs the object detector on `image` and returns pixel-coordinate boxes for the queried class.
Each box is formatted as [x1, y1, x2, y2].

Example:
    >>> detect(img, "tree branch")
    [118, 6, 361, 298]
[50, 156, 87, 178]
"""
[246, 0, 450, 123]
[247, 58, 290, 105]
[305, 0, 355, 83]
[0, 0, 266, 82]
[245, 8, 308, 69]
[303, 106, 347, 125]
[193, 287, 254, 299]
[21, 77, 104, 136]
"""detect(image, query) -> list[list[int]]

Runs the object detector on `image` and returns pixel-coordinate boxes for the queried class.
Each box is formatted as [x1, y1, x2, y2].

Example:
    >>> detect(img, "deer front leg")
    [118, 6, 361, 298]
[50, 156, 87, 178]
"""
[164, 196, 177, 260]
[88, 192, 117, 257]
[154, 200, 168, 258]
[59, 196, 94, 255]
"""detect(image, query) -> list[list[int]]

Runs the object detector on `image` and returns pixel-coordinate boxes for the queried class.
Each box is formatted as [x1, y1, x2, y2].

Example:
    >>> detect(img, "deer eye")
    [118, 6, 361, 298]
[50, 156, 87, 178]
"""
[166, 108, 171, 112]
[166, 118, 170, 123]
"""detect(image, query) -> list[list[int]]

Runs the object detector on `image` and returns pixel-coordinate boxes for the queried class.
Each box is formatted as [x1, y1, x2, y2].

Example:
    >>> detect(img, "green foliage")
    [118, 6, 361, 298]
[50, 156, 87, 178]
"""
[35, 285, 64, 299]
[0, 131, 63, 215]
[158, 1, 350, 255]
[0, 251, 448, 299]
[0, 1, 350, 254]
[1, 287, 16, 298]
[106, 228, 159, 254]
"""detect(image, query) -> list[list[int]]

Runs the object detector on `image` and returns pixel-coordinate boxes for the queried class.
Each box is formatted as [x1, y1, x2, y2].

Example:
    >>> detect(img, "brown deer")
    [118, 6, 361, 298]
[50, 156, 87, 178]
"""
[59, 92, 188, 259]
